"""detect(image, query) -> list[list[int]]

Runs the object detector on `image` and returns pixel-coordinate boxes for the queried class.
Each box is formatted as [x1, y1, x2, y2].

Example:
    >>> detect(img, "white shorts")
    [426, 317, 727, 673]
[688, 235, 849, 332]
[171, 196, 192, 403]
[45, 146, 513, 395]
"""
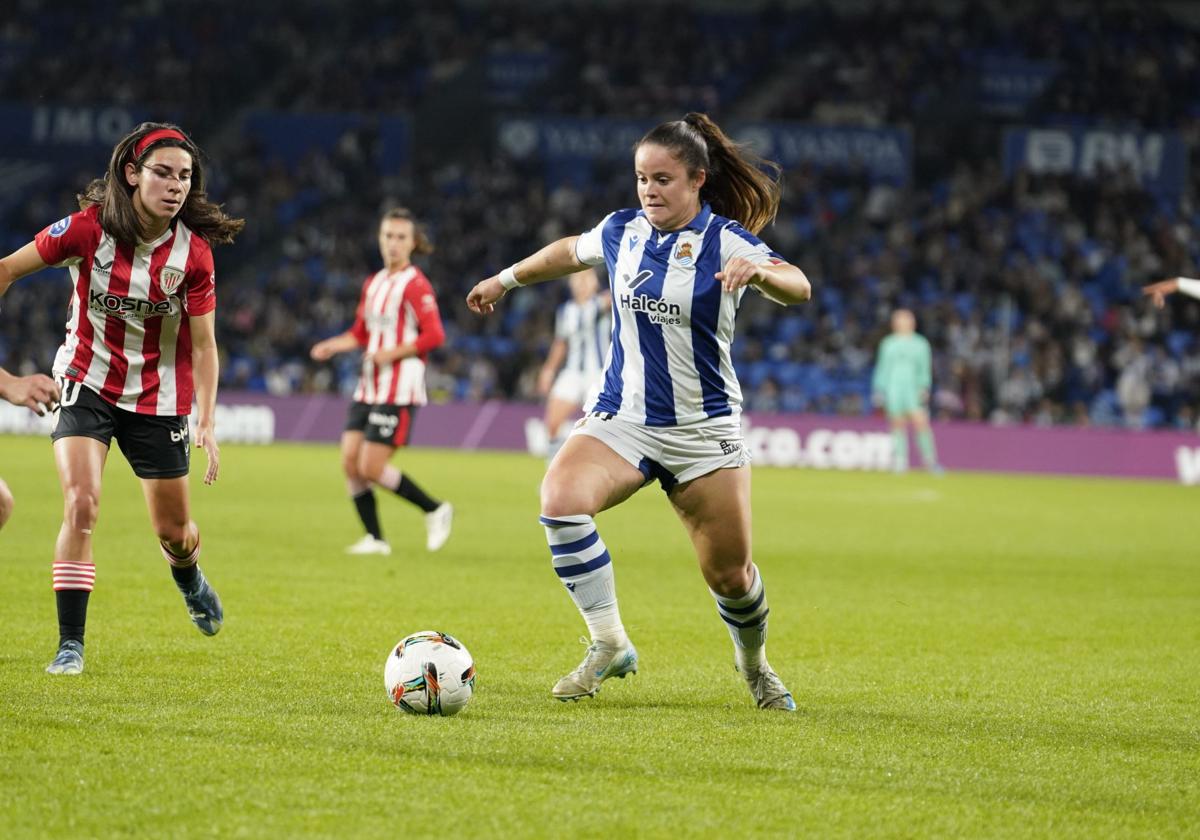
[570, 411, 750, 492]
[550, 369, 603, 408]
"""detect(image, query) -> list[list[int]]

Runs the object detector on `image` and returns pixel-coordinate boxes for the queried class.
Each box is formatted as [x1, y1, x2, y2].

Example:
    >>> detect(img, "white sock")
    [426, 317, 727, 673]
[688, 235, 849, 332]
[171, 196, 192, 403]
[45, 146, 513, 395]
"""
[711, 564, 768, 674]
[541, 513, 628, 647]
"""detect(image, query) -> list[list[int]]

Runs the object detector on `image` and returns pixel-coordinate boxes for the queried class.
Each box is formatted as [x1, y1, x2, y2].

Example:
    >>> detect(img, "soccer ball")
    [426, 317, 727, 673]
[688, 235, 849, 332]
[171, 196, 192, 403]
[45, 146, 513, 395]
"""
[384, 631, 476, 716]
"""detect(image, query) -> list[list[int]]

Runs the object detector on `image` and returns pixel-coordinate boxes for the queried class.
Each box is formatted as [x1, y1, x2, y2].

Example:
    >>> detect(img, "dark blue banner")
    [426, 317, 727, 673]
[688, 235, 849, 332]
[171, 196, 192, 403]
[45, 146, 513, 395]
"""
[731, 122, 912, 184]
[487, 50, 559, 105]
[0, 102, 150, 158]
[498, 118, 913, 184]
[1003, 126, 1188, 195]
[243, 112, 410, 174]
[976, 57, 1058, 116]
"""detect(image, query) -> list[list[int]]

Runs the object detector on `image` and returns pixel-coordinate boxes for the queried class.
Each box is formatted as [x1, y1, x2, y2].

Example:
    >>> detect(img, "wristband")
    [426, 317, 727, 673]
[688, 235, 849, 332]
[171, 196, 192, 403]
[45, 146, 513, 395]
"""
[498, 265, 521, 291]
[1178, 277, 1200, 300]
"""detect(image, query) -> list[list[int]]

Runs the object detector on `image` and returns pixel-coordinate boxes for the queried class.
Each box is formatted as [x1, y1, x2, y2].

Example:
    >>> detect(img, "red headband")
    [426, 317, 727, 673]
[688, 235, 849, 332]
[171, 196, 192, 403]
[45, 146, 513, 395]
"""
[132, 128, 186, 161]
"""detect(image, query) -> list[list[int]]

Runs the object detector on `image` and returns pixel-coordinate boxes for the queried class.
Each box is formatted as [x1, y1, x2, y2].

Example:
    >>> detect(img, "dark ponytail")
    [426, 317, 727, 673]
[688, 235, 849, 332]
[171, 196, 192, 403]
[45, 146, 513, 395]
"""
[636, 112, 781, 234]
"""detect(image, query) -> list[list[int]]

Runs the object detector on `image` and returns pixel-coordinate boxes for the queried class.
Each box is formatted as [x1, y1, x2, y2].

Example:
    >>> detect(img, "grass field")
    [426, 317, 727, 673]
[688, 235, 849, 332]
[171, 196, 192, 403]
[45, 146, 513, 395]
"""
[0, 436, 1197, 838]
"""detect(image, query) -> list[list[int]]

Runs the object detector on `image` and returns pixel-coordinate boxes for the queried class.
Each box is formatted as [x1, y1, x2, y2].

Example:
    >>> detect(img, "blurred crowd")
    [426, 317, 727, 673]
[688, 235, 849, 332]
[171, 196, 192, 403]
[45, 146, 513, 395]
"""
[2, 0, 1198, 429]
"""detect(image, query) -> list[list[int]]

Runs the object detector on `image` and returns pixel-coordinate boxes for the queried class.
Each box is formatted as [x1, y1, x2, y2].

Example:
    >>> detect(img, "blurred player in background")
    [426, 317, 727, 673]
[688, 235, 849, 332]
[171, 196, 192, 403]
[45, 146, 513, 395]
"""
[469, 113, 810, 712]
[0, 122, 243, 675]
[872, 309, 942, 474]
[0, 367, 60, 530]
[535, 267, 610, 462]
[310, 208, 452, 556]
[1143, 276, 1200, 306]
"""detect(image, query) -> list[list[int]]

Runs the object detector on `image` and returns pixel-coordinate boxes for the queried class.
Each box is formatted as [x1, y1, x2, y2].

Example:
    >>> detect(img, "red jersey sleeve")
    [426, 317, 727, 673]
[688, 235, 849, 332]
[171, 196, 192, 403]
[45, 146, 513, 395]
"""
[406, 272, 445, 355]
[185, 241, 217, 316]
[34, 208, 101, 267]
[349, 275, 373, 346]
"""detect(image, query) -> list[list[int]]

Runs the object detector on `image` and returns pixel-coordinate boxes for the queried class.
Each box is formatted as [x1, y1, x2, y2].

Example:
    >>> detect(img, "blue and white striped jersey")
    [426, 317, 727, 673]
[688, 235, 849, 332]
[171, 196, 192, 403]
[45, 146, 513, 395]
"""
[575, 203, 786, 427]
[555, 296, 610, 381]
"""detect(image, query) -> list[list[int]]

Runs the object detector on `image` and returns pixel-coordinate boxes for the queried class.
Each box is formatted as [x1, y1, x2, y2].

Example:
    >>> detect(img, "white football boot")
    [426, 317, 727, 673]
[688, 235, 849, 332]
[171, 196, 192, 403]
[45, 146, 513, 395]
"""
[738, 664, 796, 711]
[425, 503, 453, 551]
[345, 535, 392, 556]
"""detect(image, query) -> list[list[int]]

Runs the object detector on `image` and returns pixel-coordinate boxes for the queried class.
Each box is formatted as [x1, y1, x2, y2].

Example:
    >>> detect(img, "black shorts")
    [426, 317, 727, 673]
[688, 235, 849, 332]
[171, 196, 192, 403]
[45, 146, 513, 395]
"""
[344, 401, 417, 447]
[51, 380, 190, 479]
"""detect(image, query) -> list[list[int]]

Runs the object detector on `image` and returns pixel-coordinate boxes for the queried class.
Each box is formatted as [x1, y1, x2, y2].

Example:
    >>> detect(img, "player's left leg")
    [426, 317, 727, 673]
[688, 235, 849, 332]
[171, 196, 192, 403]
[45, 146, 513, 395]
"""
[909, 408, 942, 473]
[670, 465, 795, 711]
[142, 476, 222, 636]
[888, 414, 909, 472]
[359, 406, 452, 551]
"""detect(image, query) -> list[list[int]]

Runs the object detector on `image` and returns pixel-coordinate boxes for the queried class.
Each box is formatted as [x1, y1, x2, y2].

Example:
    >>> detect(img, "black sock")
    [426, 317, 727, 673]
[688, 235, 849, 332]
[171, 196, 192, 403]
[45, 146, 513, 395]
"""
[170, 562, 200, 590]
[56, 589, 90, 646]
[353, 489, 383, 539]
[395, 474, 439, 513]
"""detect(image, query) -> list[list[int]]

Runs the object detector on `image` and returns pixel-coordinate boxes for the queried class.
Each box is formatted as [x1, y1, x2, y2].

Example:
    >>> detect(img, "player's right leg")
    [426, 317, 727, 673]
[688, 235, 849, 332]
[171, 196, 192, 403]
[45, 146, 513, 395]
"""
[541, 428, 644, 701]
[46, 434, 109, 675]
[341, 414, 389, 555]
[909, 409, 942, 473]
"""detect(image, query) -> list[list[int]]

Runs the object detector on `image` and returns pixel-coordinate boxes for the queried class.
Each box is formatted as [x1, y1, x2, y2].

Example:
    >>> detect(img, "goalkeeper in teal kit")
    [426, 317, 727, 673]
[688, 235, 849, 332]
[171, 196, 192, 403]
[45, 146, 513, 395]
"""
[872, 309, 942, 473]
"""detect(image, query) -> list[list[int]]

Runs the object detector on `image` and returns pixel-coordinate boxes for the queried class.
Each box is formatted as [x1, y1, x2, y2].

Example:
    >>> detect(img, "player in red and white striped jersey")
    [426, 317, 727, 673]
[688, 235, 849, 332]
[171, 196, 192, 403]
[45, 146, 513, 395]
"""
[0, 122, 244, 675]
[311, 208, 453, 555]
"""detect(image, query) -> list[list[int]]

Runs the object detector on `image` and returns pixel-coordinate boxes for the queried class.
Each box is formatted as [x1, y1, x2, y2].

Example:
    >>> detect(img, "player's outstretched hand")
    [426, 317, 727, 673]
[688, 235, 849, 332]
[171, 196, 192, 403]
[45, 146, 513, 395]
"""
[2, 373, 60, 415]
[1142, 278, 1179, 309]
[196, 421, 220, 485]
[310, 340, 333, 361]
[715, 257, 763, 293]
[466, 277, 505, 315]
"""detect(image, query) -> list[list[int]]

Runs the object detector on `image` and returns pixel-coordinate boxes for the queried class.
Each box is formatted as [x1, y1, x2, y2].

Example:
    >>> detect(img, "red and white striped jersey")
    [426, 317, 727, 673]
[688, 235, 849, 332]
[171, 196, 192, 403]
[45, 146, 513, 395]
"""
[350, 265, 445, 406]
[35, 205, 216, 416]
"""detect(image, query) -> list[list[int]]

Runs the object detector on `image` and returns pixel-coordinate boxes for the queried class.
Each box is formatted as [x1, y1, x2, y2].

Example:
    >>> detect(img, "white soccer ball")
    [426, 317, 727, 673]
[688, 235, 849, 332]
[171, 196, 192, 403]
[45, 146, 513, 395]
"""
[384, 631, 476, 716]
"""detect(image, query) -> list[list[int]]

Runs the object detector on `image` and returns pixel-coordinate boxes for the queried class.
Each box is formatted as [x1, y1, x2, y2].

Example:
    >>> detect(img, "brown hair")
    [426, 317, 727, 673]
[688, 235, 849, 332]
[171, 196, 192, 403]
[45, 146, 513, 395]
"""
[380, 207, 434, 255]
[637, 112, 782, 234]
[78, 121, 245, 246]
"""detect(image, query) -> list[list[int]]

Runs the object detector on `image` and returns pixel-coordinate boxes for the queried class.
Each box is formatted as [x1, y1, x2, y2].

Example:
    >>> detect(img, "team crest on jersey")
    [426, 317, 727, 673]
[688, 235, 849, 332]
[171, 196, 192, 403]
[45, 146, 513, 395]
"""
[49, 216, 72, 237]
[672, 242, 694, 267]
[159, 266, 185, 294]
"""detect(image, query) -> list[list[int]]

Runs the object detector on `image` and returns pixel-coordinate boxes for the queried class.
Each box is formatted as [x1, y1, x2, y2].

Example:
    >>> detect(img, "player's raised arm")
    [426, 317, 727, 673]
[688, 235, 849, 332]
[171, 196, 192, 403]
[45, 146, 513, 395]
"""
[466, 235, 586, 314]
[1143, 277, 1200, 308]
[0, 241, 51, 298]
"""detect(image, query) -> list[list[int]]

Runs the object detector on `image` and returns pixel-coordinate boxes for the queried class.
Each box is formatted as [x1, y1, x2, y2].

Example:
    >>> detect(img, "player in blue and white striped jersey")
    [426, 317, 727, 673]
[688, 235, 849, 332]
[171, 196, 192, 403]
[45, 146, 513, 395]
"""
[536, 267, 611, 461]
[468, 113, 811, 712]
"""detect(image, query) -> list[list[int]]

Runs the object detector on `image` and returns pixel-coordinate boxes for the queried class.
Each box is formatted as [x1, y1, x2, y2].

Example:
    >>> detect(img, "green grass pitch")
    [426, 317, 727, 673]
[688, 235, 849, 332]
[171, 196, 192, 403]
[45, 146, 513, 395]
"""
[0, 436, 1197, 838]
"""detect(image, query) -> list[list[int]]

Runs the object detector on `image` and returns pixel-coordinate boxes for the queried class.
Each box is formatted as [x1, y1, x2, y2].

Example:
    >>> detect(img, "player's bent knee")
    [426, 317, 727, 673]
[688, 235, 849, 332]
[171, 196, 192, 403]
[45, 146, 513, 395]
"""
[539, 476, 589, 519]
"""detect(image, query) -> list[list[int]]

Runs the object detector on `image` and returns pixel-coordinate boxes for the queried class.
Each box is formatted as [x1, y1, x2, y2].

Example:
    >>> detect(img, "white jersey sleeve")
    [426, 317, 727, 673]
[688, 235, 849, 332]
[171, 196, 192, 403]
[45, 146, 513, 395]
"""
[574, 213, 615, 266]
[719, 221, 789, 306]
